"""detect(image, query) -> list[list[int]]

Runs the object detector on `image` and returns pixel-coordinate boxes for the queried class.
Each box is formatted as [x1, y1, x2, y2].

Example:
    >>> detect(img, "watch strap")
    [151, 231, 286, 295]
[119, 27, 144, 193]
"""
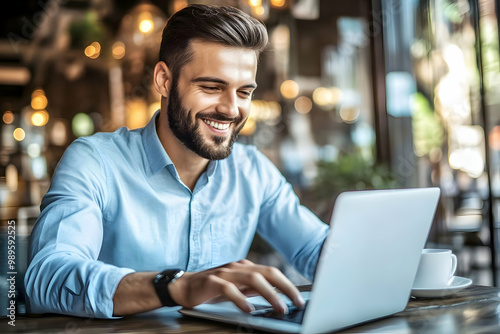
[153, 269, 185, 307]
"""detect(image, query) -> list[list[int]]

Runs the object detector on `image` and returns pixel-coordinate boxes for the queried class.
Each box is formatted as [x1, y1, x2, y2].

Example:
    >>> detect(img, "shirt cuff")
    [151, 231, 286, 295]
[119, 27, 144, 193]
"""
[95, 266, 136, 319]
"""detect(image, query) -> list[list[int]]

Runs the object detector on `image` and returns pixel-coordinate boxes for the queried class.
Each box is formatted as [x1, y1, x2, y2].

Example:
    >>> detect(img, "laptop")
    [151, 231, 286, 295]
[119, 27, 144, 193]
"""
[180, 187, 441, 333]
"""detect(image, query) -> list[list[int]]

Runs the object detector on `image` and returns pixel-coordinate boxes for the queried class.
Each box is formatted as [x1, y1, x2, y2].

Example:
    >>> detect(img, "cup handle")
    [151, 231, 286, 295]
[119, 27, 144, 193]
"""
[450, 254, 457, 277]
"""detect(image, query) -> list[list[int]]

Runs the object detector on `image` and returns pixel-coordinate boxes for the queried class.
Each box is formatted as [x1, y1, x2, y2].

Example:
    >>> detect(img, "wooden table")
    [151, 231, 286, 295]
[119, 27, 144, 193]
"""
[2, 285, 500, 333]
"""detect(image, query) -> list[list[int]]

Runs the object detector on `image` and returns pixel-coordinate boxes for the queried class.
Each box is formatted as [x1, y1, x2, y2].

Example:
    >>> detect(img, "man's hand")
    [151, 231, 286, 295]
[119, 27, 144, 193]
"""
[112, 259, 304, 316]
[169, 259, 305, 314]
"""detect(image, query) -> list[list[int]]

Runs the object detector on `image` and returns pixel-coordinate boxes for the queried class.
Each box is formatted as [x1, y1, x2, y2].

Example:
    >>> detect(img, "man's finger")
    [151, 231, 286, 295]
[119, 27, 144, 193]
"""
[216, 269, 288, 314]
[226, 263, 304, 308]
[254, 265, 305, 307]
[207, 275, 255, 313]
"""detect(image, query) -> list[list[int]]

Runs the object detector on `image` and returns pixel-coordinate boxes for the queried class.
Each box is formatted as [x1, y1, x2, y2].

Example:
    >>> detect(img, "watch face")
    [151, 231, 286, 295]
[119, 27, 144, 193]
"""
[173, 270, 185, 280]
[154, 269, 184, 284]
[154, 273, 163, 283]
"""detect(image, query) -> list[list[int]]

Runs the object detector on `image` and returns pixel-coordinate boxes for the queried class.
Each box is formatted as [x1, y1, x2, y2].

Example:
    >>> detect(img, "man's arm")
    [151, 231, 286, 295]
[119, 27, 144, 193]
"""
[112, 272, 161, 315]
[252, 148, 329, 281]
[113, 260, 305, 316]
[25, 139, 134, 318]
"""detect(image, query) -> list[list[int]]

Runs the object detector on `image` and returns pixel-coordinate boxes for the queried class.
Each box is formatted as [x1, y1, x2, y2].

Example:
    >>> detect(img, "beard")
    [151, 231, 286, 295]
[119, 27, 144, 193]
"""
[166, 79, 247, 160]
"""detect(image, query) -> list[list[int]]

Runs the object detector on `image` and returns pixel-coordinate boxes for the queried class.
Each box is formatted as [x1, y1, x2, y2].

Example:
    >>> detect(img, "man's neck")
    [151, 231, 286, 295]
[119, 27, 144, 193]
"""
[157, 112, 209, 192]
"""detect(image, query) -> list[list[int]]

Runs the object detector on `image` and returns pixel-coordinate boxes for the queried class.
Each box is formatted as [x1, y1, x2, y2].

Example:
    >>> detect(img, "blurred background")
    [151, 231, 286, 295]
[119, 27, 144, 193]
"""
[1, 0, 500, 314]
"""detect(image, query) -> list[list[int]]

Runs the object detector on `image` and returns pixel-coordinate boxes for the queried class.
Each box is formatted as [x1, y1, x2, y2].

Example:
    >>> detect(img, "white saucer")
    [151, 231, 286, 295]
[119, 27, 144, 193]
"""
[411, 276, 473, 298]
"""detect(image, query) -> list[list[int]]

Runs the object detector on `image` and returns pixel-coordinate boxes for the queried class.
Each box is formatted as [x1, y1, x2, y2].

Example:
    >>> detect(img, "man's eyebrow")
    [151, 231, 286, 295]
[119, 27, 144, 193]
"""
[192, 77, 257, 89]
[192, 77, 228, 85]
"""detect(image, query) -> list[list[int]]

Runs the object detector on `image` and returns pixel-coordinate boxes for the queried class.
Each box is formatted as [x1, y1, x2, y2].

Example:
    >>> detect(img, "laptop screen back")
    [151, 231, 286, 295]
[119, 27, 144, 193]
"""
[302, 187, 440, 333]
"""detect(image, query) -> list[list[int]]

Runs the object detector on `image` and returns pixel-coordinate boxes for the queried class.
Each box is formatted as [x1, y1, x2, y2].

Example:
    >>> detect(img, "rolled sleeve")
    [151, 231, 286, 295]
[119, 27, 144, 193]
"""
[24, 138, 134, 318]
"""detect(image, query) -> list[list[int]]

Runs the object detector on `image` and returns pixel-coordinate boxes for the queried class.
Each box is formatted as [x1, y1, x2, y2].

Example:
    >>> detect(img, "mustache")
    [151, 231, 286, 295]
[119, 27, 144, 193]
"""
[196, 112, 242, 124]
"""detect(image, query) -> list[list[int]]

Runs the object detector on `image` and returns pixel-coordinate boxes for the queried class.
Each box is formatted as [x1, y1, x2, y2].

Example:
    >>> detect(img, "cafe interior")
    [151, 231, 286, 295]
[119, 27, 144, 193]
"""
[1, 0, 500, 324]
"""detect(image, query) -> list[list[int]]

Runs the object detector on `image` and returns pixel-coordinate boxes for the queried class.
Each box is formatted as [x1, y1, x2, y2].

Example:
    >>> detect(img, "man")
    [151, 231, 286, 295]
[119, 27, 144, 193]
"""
[25, 4, 329, 319]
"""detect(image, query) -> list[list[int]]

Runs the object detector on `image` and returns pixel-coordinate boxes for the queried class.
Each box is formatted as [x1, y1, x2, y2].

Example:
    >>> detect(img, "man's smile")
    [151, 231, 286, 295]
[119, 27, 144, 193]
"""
[202, 118, 231, 133]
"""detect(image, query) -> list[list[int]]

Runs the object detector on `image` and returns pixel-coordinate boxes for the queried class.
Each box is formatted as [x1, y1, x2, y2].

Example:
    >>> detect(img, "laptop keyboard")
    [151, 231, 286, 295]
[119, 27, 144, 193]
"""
[251, 302, 308, 324]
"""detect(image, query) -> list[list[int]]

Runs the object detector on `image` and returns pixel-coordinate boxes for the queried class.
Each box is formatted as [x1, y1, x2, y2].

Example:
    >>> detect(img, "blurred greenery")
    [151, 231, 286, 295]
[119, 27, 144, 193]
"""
[411, 92, 444, 157]
[312, 150, 400, 203]
[68, 11, 109, 51]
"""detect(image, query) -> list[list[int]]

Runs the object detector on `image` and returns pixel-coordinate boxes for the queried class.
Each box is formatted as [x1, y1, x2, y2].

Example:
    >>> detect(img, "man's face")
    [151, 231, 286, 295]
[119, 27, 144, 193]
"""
[166, 40, 258, 160]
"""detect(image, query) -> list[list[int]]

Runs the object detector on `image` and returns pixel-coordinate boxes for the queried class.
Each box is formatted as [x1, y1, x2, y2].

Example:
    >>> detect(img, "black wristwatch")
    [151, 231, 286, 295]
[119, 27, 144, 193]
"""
[153, 269, 185, 307]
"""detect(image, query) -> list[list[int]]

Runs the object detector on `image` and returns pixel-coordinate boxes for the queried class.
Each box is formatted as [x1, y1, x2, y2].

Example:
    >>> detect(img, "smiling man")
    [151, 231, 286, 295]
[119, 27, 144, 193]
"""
[156, 40, 257, 189]
[24, 4, 329, 319]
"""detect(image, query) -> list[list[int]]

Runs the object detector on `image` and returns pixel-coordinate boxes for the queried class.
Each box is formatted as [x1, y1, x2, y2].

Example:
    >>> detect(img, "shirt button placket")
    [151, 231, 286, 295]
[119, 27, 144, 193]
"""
[187, 195, 200, 271]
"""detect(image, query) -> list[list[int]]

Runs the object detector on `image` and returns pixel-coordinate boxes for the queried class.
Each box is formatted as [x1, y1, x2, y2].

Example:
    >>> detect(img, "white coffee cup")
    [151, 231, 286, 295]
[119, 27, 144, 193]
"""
[413, 249, 457, 289]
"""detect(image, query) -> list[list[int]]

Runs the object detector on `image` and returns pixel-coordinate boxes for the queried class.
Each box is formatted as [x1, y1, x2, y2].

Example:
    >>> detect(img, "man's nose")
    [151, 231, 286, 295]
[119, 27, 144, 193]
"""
[217, 91, 239, 119]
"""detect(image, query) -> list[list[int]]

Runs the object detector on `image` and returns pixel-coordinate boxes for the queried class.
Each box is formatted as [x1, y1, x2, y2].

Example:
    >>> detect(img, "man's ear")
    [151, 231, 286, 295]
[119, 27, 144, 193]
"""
[153, 61, 172, 97]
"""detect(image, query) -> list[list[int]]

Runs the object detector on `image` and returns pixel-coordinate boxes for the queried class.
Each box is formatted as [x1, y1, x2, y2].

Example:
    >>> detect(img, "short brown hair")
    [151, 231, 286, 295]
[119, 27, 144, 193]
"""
[159, 4, 269, 79]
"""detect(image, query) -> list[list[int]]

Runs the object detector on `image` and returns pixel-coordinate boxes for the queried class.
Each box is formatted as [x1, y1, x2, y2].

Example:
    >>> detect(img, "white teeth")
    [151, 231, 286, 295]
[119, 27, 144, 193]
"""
[203, 119, 230, 130]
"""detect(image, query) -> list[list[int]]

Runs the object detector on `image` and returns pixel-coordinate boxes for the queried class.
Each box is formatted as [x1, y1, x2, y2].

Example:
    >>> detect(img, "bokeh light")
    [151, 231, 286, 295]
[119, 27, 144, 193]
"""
[3, 111, 14, 124]
[31, 95, 48, 110]
[280, 80, 299, 99]
[50, 119, 68, 146]
[253, 5, 265, 16]
[239, 117, 256, 136]
[271, 0, 286, 7]
[6, 164, 18, 191]
[148, 101, 161, 118]
[250, 100, 282, 121]
[27, 143, 41, 158]
[339, 105, 360, 123]
[85, 42, 101, 59]
[72, 113, 94, 137]
[91, 41, 101, 53]
[13, 128, 25, 141]
[31, 110, 49, 126]
[138, 12, 154, 33]
[112, 41, 126, 60]
[312, 87, 342, 107]
[31, 89, 44, 98]
[85, 45, 96, 57]
[31, 88, 48, 110]
[139, 19, 153, 33]
[489, 125, 500, 151]
[294, 96, 313, 114]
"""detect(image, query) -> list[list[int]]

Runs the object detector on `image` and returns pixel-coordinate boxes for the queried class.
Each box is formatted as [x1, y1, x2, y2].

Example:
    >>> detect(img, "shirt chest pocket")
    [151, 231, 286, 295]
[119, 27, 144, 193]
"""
[210, 216, 255, 268]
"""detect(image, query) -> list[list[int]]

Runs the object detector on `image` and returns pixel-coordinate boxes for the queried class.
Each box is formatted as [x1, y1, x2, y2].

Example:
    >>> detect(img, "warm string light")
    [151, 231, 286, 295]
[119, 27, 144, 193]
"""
[112, 41, 126, 59]
[241, 100, 282, 136]
[280, 80, 299, 99]
[85, 41, 101, 59]
[3, 111, 14, 124]
[270, 0, 286, 7]
[294, 96, 313, 114]
[31, 89, 48, 110]
[13, 128, 25, 141]
[50, 119, 68, 146]
[253, 5, 265, 16]
[31, 110, 49, 126]
[138, 12, 154, 33]
[30, 88, 50, 126]
[248, 0, 267, 19]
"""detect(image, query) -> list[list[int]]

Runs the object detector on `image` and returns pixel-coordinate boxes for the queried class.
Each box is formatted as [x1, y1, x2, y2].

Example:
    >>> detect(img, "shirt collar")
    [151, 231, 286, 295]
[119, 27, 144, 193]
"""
[142, 110, 173, 174]
[142, 109, 219, 177]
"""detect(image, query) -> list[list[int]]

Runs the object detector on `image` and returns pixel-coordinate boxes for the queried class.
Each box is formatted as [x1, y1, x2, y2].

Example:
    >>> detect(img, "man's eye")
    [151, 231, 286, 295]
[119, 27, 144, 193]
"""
[202, 86, 219, 92]
[239, 91, 252, 98]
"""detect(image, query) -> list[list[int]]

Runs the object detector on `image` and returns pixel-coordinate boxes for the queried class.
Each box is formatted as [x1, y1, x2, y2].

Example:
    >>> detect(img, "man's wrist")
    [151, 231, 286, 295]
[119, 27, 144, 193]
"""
[153, 269, 185, 307]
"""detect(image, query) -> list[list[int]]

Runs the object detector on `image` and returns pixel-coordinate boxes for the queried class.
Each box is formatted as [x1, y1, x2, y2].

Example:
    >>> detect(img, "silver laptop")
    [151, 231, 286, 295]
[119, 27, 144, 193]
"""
[180, 187, 441, 333]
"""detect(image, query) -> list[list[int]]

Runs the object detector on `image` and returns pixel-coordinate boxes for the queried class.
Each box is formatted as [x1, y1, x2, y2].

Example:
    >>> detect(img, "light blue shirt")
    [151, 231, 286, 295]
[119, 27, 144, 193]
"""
[24, 111, 329, 319]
